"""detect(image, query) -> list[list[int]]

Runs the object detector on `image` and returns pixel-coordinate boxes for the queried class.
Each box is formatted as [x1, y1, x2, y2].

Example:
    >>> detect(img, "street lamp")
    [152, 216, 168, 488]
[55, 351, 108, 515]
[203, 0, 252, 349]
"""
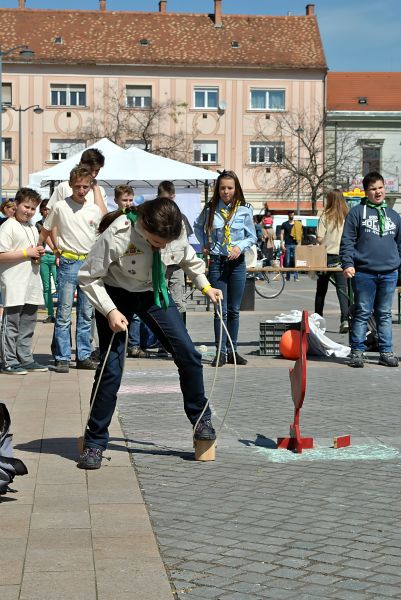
[295, 126, 304, 214]
[6, 105, 44, 188]
[0, 45, 35, 200]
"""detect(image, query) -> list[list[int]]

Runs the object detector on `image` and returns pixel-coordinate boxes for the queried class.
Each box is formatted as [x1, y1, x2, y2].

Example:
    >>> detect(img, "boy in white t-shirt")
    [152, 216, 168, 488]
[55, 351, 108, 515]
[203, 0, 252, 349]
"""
[40, 166, 107, 373]
[47, 148, 107, 211]
[0, 188, 46, 374]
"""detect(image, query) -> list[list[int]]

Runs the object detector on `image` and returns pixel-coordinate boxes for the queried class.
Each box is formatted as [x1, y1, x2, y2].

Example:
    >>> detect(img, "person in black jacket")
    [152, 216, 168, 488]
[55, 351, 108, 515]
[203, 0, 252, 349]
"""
[340, 172, 401, 368]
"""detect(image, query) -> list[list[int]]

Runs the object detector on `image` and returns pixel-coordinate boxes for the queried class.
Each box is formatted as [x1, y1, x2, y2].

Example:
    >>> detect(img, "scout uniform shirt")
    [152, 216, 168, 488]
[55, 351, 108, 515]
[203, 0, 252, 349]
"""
[79, 215, 209, 317]
[0, 218, 43, 307]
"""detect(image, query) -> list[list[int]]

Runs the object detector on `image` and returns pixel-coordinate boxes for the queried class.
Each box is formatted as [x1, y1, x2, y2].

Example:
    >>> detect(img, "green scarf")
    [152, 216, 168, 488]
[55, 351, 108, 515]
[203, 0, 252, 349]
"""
[365, 199, 387, 236]
[125, 210, 169, 310]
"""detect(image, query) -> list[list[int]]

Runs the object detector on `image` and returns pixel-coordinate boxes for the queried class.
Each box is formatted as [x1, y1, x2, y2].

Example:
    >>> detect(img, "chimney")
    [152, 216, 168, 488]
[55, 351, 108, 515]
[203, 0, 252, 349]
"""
[159, 0, 167, 13]
[306, 4, 315, 15]
[18, 0, 25, 8]
[99, 0, 106, 11]
[214, 0, 222, 28]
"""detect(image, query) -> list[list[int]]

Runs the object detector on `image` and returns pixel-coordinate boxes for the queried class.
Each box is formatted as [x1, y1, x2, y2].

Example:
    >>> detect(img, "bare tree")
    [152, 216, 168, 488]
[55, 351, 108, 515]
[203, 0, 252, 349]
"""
[75, 89, 196, 163]
[255, 109, 360, 213]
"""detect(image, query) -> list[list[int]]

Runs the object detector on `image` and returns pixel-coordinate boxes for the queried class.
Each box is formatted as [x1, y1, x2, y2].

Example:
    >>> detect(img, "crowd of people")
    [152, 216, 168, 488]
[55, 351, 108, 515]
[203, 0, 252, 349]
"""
[0, 158, 400, 468]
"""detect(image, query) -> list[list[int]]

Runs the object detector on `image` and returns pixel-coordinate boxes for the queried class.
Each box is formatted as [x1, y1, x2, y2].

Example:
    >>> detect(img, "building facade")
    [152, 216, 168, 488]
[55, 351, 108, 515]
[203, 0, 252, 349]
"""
[0, 0, 327, 212]
[326, 72, 401, 209]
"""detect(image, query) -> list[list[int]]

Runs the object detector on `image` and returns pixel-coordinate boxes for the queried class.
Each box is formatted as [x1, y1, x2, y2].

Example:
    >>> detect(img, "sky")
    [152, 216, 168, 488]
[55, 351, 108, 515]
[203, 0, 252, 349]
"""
[1, 0, 400, 72]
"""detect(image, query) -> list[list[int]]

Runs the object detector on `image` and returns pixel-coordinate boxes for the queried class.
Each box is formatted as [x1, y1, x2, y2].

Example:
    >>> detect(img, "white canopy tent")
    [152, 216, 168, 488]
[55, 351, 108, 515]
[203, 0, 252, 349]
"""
[29, 138, 219, 188]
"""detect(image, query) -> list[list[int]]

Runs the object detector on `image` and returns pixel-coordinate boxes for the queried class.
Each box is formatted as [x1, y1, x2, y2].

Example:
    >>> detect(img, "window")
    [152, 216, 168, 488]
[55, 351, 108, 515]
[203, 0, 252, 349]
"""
[126, 140, 151, 151]
[194, 88, 218, 109]
[126, 86, 152, 108]
[1, 83, 12, 106]
[362, 146, 380, 175]
[250, 89, 285, 111]
[250, 142, 285, 164]
[1, 138, 12, 160]
[50, 84, 86, 107]
[193, 141, 217, 164]
[50, 139, 85, 161]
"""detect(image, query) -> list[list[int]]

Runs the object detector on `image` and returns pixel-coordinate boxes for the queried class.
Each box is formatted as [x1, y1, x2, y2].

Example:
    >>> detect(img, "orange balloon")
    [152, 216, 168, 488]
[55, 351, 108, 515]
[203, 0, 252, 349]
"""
[279, 329, 302, 360]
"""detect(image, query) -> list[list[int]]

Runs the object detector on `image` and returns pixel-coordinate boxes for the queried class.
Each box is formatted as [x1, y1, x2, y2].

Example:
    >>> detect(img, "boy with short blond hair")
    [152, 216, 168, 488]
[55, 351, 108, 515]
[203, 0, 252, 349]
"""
[114, 184, 134, 210]
[40, 166, 107, 373]
[0, 188, 46, 374]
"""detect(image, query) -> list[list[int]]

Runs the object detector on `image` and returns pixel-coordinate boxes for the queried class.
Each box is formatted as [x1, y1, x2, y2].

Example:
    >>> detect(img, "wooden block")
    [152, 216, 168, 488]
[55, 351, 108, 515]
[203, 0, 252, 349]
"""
[77, 435, 85, 453]
[333, 434, 351, 449]
[194, 439, 216, 461]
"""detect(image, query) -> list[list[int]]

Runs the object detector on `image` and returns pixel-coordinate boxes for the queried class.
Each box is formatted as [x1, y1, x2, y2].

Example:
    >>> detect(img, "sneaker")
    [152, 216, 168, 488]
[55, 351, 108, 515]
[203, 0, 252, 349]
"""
[193, 419, 216, 441]
[227, 351, 248, 365]
[127, 346, 149, 358]
[54, 360, 69, 373]
[76, 358, 97, 370]
[211, 353, 226, 367]
[378, 352, 399, 367]
[1, 364, 28, 375]
[22, 361, 48, 372]
[348, 350, 365, 368]
[76, 447, 103, 470]
[43, 315, 55, 323]
[339, 321, 349, 334]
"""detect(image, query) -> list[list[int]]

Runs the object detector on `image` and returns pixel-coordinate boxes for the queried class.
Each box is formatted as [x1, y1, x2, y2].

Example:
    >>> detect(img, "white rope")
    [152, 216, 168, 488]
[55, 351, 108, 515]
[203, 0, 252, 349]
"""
[193, 297, 237, 440]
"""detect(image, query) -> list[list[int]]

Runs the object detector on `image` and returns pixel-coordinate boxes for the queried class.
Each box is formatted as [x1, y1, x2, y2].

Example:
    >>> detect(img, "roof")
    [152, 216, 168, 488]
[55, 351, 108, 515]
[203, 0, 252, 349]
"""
[0, 8, 327, 70]
[327, 72, 401, 111]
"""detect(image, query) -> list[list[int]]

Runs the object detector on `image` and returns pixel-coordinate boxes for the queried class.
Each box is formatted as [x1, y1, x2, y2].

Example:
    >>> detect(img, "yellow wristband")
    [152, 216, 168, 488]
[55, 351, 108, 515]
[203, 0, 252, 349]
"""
[53, 248, 60, 255]
[23, 249, 28, 258]
[202, 284, 212, 296]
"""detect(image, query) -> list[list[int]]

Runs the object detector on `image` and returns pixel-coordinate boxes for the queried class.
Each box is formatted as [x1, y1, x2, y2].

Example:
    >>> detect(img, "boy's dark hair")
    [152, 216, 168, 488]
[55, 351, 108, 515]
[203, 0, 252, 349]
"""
[39, 199, 49, 211]
[362, 171, 384, 192]
[157, 180, 175, 197]
[80, 148, 105, 169]
[98, 197, 182, 241]
[288, 209, 295, 216]
[114, 184, 134, 199]
[69, 165, 93, 185]
[14, 187, 41, 205]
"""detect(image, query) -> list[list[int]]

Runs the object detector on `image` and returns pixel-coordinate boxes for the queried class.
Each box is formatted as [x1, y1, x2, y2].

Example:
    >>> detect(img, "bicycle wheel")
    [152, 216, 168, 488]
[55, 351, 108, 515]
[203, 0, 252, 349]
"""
[255, 271, 285, 299]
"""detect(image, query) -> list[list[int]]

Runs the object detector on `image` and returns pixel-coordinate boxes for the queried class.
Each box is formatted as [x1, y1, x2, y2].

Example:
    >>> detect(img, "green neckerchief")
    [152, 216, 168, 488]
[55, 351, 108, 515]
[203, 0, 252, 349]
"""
[125, 210, 169, 310]
[365, 199, 387, 236]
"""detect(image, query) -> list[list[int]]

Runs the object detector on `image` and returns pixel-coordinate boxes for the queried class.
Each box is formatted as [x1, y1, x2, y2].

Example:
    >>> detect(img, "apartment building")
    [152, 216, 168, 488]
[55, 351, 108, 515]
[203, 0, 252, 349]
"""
[0, 0, 327, 211]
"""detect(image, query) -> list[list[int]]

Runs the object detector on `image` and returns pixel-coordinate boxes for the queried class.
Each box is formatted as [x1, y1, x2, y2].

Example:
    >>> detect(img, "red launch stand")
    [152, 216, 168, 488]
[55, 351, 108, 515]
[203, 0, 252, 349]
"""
[277, 311, 313, 453]
[276, 310, 351, 454]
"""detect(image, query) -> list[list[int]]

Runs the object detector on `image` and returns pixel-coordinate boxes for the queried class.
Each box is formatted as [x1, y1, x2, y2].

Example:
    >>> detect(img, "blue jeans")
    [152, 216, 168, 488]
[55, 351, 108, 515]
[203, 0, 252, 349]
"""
[84, 287, 211, 450]
[351, 270, 398, 352]
[208, 255, 246, 354]
[53, 257, 93, 362]
[128, 314, 158, 349]
[283, 244, 298, 280]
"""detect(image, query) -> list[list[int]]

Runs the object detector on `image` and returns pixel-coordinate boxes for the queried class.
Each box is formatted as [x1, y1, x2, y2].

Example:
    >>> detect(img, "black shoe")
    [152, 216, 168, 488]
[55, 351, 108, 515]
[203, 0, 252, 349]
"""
[211, 353, 226, 367]
[76, 358, 97, 370]
[348, 350, 365, 368]
[193, 419, 216, 441]
[127, 346, 149, 358]
[77, 447, 103, 470]
[227, 352, 248, 365]
[43, 315, 55, 323]
[378, 352, 399, 367]
[54, 360, 69, 373]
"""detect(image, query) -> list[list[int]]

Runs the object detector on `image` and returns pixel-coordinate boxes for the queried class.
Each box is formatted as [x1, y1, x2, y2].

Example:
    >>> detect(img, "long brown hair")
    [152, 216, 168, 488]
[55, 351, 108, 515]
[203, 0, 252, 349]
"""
[206, 170, 246, 234]
[322, 189, 348, 229]
[98, 197, 182, 240]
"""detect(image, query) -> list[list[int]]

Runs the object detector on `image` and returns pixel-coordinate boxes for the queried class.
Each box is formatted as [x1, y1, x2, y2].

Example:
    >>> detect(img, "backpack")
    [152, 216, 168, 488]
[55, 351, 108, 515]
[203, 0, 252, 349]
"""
[0, 403, 28, 496]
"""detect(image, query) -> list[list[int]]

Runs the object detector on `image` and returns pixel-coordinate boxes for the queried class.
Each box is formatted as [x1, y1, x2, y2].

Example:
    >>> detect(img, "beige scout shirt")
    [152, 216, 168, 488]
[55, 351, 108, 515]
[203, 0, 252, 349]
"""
[47, 180, 107, 210]
[0, 218, 43, 307]
[317, 215, 345, 255]
[44, 197, 102, 255]
[79, 215, 209, 317]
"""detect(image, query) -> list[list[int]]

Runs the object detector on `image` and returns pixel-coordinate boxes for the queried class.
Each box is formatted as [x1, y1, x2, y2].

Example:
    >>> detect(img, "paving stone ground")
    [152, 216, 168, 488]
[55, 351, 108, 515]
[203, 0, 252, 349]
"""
[118, 277, 401, 600]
